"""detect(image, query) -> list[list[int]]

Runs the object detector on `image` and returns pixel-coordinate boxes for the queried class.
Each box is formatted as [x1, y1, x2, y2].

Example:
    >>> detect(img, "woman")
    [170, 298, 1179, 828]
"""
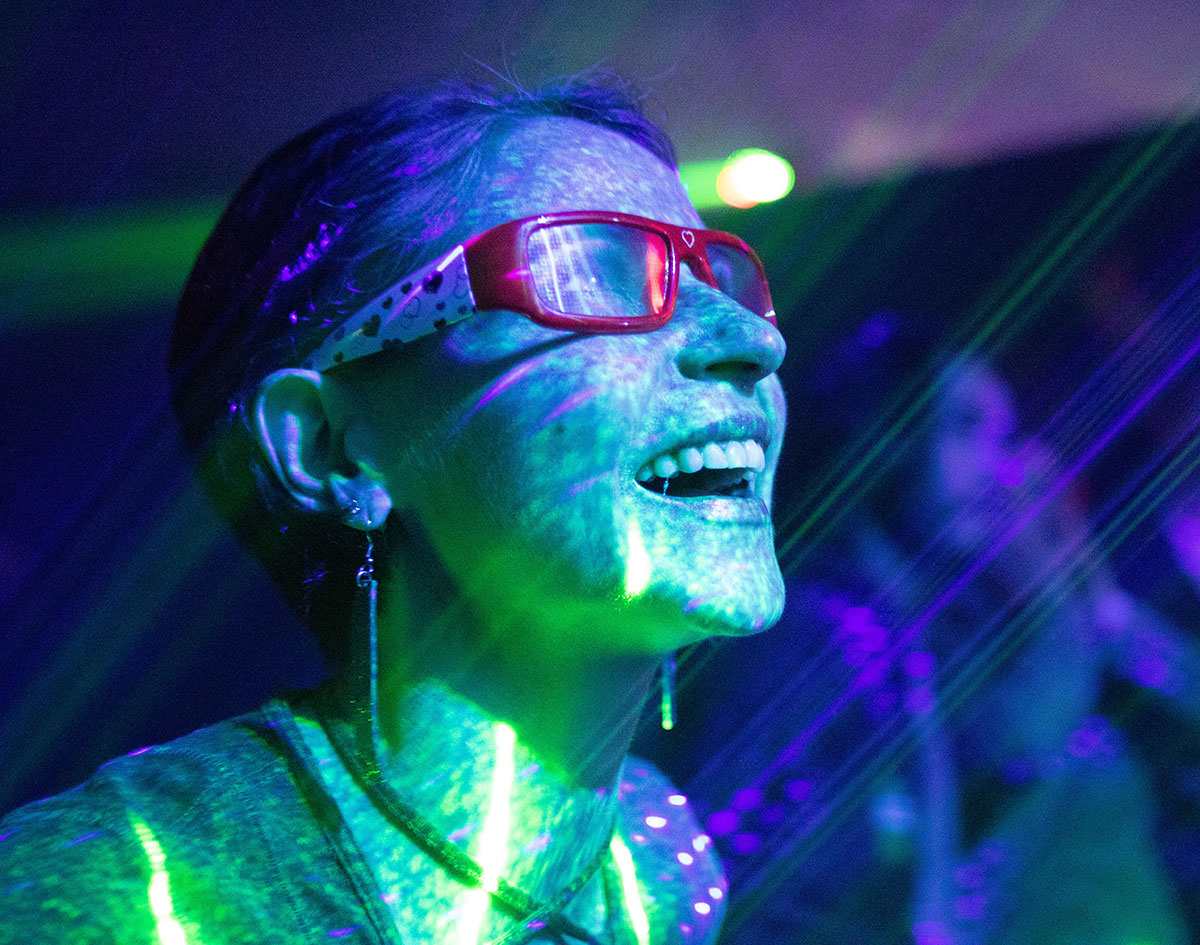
[0, 75, 787, 944]
[844, 356, 1191, 945]
[900, 356, 1193, 945]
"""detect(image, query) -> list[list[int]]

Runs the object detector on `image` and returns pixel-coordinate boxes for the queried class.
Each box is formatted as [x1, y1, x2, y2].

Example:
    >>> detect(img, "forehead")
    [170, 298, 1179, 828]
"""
[454, 116, 702, 238]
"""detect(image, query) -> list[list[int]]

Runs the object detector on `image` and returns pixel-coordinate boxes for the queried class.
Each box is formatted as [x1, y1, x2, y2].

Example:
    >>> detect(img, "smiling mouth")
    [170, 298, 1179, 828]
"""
[636, 439, 766, 499]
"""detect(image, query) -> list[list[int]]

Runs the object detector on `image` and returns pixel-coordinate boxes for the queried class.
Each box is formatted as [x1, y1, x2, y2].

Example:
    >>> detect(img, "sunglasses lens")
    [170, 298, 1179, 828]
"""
[705, 243, 773, 318]
[527, 224, 670, 319]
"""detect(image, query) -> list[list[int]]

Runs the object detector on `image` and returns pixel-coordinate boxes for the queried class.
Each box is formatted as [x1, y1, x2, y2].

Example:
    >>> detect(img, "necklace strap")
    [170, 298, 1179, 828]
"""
[321, 706, 614, 945]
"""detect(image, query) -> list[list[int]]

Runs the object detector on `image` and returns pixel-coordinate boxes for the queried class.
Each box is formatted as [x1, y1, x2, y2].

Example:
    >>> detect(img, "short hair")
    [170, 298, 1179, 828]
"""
[169, 72, 678, 665]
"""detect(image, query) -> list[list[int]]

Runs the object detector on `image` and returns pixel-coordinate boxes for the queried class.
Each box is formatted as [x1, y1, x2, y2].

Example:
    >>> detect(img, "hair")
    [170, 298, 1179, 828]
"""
[169, 71, 678, 666]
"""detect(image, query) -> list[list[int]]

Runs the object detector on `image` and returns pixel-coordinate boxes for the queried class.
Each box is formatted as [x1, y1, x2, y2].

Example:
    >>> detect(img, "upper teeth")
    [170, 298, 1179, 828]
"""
[636, 439, 767, 482]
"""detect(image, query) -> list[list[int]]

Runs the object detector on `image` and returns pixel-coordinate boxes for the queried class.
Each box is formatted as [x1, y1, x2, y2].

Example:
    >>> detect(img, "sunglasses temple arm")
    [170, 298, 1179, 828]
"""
[305, 247, 476, 370]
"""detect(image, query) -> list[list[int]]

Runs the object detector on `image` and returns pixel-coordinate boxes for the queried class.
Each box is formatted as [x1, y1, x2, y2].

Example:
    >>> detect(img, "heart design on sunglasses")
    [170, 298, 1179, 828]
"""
[681, 229, 695, 248]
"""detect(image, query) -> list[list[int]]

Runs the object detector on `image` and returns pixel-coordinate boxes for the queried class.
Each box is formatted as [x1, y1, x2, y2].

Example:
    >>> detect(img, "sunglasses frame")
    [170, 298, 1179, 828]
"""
[305, 210, 774, 372]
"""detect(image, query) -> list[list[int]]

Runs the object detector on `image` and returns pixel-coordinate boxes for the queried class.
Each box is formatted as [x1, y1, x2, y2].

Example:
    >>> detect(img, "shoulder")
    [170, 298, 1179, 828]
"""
[617, 756, 726, 944]
[2, 707, 288, 836]
[0, 706, 317, 942]
[0, 771, 151, 943]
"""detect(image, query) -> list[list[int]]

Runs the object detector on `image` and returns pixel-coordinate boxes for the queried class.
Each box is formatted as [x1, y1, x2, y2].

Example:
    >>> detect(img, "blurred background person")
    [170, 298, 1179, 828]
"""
[662, 347, 1200, 945]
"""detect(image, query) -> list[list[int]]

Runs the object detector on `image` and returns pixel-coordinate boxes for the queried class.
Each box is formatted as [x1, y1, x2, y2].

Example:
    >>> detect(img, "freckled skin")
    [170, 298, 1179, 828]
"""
[335, 117, 787, 661]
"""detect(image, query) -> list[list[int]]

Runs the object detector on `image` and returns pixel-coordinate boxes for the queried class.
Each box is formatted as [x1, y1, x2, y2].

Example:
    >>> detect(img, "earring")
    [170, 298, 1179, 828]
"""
[347, 501, 382, 771]
[660, 652, 677, 731]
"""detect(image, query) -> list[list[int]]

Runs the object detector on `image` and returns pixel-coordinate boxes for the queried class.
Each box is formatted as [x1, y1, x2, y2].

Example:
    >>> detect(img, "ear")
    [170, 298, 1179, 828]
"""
[252, 368, 392, 528]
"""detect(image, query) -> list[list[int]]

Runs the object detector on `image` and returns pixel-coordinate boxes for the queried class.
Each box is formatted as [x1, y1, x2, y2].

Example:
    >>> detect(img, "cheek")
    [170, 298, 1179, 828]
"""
[763, 374, 787, 425]
[417, 340, 655, 549]
[438, 317, 660, 478]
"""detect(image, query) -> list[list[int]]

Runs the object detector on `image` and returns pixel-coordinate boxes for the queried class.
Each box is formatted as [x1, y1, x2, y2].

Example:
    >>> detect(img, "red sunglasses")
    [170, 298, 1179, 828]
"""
[306, 210, 775, 371]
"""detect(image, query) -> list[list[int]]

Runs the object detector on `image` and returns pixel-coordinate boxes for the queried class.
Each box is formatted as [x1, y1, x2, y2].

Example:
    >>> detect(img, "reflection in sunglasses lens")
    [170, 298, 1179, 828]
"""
[528, 224, 668, 318]
[706, 243, 770, 317]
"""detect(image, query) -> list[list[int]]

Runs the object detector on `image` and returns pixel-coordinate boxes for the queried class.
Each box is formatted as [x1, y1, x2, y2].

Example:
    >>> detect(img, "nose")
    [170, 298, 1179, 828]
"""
[673, 275, 786, 395]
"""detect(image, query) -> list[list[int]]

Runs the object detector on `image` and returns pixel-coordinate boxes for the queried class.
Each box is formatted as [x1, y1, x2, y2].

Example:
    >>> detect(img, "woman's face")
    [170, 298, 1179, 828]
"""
[928, 360, 1020, 550]
[335, 117, 787, 656]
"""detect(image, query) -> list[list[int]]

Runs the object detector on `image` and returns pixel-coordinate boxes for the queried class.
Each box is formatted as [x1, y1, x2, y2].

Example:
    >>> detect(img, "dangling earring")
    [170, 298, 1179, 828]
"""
[660, 652, 677, 731]
[347, 500, 382, 771]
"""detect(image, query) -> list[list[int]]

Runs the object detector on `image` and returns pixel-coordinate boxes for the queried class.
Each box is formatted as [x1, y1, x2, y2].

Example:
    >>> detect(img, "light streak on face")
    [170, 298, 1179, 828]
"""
[623, 515, 653, 599]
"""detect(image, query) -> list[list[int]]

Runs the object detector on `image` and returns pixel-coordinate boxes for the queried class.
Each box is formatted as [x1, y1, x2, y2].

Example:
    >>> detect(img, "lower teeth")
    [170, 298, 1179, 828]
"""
[643, 473, 753, 498]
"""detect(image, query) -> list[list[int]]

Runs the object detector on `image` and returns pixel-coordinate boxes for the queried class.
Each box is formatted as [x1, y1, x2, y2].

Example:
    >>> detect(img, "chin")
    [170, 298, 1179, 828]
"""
[688, 571, 786, 637]
[615, 491, 784, 635]
[628, 561, 786, 652]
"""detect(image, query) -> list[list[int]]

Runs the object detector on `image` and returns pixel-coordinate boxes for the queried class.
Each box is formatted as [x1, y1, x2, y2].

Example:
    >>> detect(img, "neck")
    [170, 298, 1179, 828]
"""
[437, 636, 658, 789]
[375, 570, 660, 790]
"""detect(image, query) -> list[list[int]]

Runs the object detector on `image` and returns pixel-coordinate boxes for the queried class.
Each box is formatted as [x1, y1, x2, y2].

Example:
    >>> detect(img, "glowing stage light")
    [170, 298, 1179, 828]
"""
[715, 149, 795, 209]
[679, 149, 795, 210]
